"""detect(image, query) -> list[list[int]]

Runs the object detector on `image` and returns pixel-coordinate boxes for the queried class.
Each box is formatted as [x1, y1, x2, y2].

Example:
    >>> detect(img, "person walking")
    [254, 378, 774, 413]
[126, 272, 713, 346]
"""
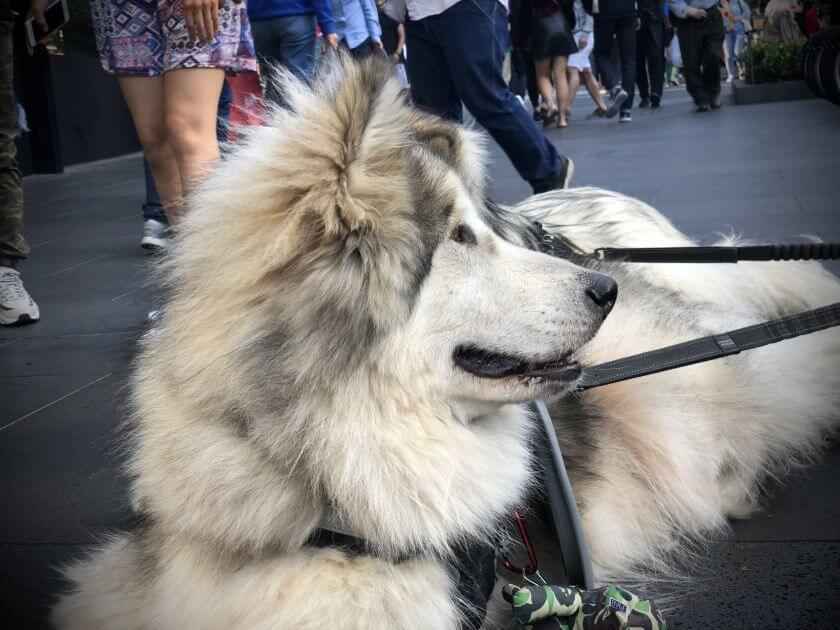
[635, 0, 666, 108]
[0, 0, 43, 325]
[588, 0, 638, 122]
[566, 0, 609, 119]
[396, 0, 574, 193]
[91, 0, 256, 223]
[519, 0, 577, 129]
[247, 0, 338, 105]
[332, 0, 383, 58]
[667, 0, 724, 111]
[720, 0, 751, 82]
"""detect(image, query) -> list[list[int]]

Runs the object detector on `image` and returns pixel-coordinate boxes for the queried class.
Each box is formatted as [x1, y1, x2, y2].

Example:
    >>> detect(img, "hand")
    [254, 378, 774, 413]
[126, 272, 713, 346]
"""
[578, 35, 587, 49]
[182, 0, 222, 44]
[392, 52, 400, 63]
[684, 6, 707, 19]
[27, 0, 49, 33]
[373, 39, 384, 52]
[323, 32, 339, 50]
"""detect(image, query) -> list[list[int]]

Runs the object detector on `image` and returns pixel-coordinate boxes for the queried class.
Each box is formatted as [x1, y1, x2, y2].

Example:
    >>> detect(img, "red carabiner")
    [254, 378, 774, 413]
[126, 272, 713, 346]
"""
[501, 509, 538, 575]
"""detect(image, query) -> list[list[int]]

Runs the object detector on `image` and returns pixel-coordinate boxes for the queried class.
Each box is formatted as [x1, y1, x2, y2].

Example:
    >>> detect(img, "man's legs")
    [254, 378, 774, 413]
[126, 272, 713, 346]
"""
[701, 8, 725, 104]
[277, 14, 318, 82]
[636, 25, 650, 101]
[0, 20, 38, 325]
[0, 21, 27, 271]
[615, 16, 637, 112]
[405, 19, 464, 122]
[593, 16, 619, 90]
[674, 16, 707, 105]
[647, 22, 665, 103]
[416, 0, 568, 189]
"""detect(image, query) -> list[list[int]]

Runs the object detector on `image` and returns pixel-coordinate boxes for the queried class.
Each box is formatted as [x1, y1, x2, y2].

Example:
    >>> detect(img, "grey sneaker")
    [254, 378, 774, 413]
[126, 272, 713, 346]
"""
[619, 111, 632, 123]
[141, 219, 169, 250]
[0, 266, 39, 325]
[605, 86, 628, 118]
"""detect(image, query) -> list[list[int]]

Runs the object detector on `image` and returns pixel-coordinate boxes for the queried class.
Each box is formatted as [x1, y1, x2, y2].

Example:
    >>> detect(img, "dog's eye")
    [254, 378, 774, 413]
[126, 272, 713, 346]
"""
[451, 224, 477, 246]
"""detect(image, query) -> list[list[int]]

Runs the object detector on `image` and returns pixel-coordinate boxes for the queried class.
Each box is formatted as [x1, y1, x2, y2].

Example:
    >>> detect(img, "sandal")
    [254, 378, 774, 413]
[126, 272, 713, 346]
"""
[542, 108, 559, 128]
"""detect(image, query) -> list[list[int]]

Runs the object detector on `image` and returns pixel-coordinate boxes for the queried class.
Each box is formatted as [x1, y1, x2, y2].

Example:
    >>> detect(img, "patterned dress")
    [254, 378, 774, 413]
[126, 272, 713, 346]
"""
[91, 0, 256, 76]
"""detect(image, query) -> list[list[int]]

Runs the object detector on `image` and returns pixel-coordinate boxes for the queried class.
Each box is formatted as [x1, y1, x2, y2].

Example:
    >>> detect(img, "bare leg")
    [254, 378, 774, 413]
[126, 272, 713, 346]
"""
[552, 56, 569, 127]
[164, 68, 225, 215]
[118, 76, 183, 223]
[534, 57, 557, 117]
[582, 68, 608, 110]
[566, 66, 580, 112]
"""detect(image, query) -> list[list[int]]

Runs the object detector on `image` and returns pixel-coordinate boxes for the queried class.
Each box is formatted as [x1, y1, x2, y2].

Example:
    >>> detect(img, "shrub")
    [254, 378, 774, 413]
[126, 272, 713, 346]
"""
[740, 38, 806, 84]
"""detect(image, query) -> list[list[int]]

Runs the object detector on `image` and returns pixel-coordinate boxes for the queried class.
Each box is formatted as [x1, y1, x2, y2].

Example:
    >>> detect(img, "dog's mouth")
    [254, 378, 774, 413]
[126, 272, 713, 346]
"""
[453, 346, 582, 383]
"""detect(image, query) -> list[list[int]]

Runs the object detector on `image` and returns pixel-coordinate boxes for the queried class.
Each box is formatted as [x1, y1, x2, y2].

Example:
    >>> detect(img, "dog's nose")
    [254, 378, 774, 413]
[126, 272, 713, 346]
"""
[584, 273, 618, 315]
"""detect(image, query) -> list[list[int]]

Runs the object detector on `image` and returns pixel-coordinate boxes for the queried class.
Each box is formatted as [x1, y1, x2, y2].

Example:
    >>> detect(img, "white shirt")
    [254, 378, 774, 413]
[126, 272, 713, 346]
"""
[383, 0, 509, 22]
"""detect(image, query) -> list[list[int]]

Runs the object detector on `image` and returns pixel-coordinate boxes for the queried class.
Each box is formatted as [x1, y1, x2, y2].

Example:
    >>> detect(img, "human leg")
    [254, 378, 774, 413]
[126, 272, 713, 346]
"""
[647, 22, 665, 102]
[593, 16, 618, 89]
[724, 31, 736, 80]
[534, 56, 557, 116]
[582, 68, 608, 110]
[734, 29, 746, 79]
[163, 67, 226, 204]
[426, 0, 568, 188]
[566, 66, 580, 110]
[277, 14, 318, 82]
[615, 15, 637, 112]
[636, 25, 650, 100]
[118, 76, 184, 222]
[674, 17, 707, 105]
[701, 8, 725, 104]
[0, 20, 26, 270]
[552, 56, 569, 126]
[405, 19, 463, 122]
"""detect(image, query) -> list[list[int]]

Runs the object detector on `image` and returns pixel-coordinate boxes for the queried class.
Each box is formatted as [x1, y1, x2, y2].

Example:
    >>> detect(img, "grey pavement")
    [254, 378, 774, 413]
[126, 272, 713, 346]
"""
[2, 88, 839, 628]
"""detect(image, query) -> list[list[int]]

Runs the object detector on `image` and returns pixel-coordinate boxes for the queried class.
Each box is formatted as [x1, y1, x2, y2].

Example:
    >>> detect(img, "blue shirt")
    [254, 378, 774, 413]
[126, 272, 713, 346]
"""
[332, 0, 381, 49]
[666, 0, 718, 19]
[247, 0, 336, 35]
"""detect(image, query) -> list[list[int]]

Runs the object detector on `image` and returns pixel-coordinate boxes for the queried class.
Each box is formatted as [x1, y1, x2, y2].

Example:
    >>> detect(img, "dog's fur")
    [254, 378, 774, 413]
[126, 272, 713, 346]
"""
[52, 56, 840, 629]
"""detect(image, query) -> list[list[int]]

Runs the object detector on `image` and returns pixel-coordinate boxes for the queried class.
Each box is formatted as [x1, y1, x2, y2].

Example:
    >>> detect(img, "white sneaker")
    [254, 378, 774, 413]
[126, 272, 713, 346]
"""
[141, 219, 169, 250]
[0, 266, 40, 325]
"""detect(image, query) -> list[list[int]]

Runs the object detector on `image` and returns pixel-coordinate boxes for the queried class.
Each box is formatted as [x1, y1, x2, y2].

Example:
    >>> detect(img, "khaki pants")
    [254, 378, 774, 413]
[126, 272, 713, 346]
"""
[0, 19, 27, 269]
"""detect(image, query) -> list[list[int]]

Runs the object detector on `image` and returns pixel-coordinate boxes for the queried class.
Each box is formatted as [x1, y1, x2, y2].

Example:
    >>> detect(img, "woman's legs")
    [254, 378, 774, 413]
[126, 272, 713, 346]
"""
[118, 76, 183, 223]
[534, 56, 557, 115]
[582, 67, 608, 110]
[552, 55, 569, 126]
[164, 67, 225, 218]
[724, 32, 736, 81]
[734, 30, 746, 79]
[566, 66, 580, 112]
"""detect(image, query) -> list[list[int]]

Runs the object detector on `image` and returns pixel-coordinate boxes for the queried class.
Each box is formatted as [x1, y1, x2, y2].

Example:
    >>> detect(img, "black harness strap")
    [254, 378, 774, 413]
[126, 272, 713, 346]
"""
[592, 242, 840, 263]
[579, 302, 840, 390]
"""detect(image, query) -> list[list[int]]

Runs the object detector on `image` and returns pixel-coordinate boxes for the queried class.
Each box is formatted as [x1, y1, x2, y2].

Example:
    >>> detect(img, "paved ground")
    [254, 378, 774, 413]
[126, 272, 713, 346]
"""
[2, 88, 839, 628]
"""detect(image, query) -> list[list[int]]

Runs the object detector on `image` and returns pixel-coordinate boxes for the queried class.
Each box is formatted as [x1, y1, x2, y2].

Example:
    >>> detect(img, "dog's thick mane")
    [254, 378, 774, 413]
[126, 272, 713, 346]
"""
[127, 55, 533, 563]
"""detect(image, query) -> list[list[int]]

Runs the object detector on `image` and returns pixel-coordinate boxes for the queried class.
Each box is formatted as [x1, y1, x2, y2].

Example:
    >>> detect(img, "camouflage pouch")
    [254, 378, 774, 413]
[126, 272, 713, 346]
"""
[502, 583, 666, 630]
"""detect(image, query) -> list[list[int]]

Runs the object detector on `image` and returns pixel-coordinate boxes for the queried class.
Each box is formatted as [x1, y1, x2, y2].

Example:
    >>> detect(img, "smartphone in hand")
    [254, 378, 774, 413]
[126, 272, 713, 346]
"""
[24, 0, 69, 48]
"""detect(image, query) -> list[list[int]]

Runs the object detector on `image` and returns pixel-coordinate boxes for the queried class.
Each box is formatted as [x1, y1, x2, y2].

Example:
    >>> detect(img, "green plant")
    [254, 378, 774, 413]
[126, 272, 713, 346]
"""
[739, 38, 806, 84]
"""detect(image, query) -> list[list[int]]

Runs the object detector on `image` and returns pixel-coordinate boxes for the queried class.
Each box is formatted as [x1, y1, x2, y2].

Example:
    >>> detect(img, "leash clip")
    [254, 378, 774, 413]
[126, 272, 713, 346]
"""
[501, 510, 538, 576]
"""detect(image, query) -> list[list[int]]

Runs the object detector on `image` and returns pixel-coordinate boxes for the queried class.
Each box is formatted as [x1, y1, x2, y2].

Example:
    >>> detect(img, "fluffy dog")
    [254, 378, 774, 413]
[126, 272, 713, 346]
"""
[52, 55, 840, 629]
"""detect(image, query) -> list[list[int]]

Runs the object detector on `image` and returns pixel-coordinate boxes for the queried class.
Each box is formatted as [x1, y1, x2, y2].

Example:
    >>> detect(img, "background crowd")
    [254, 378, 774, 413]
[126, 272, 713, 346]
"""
[1, 0, 837, 327]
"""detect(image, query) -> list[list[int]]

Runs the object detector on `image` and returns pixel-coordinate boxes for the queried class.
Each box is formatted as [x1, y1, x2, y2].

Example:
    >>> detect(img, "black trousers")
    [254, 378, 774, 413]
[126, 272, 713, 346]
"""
[593, 15, 637, 113]
[672, 7, 724, 104]
[636, 16, 665, 100]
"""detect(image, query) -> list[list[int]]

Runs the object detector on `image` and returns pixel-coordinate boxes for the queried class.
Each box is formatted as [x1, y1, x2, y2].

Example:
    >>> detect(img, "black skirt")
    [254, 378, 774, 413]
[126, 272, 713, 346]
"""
[532, 11, 577, 59]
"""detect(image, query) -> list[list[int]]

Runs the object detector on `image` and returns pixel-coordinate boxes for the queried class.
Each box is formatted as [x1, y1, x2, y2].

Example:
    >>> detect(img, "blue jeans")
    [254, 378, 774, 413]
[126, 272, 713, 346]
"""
[143, 80, 233, 223]
[725, 28, 745, 78]
[405, 0, 563, 185]
[251, 13, 318, 105]
[594, 15, 637, 113]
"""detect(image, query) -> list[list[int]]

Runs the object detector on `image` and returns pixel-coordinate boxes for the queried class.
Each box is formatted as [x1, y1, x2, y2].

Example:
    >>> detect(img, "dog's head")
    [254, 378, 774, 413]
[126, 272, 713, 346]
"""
[147, 55, 617, 556]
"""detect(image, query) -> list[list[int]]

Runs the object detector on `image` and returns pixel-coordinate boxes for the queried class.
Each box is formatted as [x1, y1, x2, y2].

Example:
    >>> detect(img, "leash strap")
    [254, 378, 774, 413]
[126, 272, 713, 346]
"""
[579, 302, 840, 390]
[593, 242, 840, 263]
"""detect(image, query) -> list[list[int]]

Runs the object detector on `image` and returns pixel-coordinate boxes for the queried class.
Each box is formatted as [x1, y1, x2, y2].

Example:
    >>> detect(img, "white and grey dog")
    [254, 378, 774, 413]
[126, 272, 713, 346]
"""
[52, 56, 840, 629]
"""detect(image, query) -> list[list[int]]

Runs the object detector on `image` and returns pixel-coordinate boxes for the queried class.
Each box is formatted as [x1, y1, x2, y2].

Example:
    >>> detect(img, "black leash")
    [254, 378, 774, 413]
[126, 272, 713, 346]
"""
[578, 302, 840, 390]
[592, 242, 840, 263]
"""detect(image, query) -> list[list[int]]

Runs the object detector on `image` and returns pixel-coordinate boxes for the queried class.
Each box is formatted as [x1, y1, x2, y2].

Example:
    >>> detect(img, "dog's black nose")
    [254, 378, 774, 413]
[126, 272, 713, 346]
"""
[585, 273, 618, 314]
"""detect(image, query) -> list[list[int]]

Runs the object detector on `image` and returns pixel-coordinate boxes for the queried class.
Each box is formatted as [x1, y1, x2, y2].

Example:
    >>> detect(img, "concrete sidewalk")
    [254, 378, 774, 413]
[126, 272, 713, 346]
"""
[2, 88, 839, 628]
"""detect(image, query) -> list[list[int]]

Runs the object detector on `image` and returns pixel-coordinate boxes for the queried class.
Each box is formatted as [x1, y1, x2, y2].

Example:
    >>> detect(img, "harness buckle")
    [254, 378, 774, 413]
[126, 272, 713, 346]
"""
[501, 510, 538, 576]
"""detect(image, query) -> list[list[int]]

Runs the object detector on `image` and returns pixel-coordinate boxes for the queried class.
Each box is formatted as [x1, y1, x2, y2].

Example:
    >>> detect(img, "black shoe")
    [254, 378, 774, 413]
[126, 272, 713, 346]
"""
[639, 97, 650, 108]
[695, 101, 710, 112]
[531, 155, 575, 193]
[587, 107, 609, 119]
[710, 96, 721, 109]
[619, 110, 632, 123]
[650, 94, 661, 108]
[533, 108, 543, 122]
[542, 108, 559, 128]
[605, 86, 628, 118]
